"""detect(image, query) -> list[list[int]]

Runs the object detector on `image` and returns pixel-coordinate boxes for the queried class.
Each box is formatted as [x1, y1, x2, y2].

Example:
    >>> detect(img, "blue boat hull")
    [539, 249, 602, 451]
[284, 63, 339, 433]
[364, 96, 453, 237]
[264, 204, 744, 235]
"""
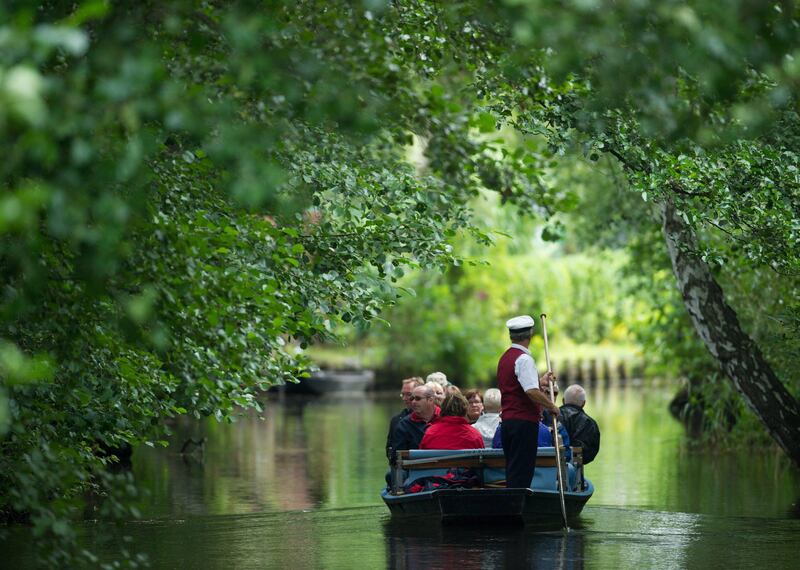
[381, 481, 594, 525]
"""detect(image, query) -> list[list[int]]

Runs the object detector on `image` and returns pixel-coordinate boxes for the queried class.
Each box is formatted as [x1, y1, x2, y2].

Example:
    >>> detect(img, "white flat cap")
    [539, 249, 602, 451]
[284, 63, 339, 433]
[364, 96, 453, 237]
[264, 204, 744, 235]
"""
[506, 315, 535, 331]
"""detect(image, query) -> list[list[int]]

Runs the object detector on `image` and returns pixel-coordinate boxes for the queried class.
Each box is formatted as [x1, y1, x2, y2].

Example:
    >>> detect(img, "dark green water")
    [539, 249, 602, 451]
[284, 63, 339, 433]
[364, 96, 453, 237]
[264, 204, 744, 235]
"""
[4, 384, 799, 568]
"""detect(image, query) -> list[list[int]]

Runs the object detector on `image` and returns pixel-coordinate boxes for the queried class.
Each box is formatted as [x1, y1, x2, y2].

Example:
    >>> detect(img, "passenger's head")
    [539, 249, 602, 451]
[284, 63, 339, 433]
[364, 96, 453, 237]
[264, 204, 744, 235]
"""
[426, 371, 449, 387]
[541, 377, 559, 403]
[483, 388, 501, 413]
[564, 384, 587, 408]
[464, 389, 484, 422]
[425, 381, 445, 406]
[400, 377, 423, 410]
[440, 392, 469, 419]
[410, 385, 437, 420]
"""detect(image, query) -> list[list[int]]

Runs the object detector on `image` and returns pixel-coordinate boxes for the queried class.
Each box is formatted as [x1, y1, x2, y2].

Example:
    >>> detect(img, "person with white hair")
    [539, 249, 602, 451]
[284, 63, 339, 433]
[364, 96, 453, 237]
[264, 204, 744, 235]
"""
[426, 371, 449, 387]
[560, 384, 601, 464]
[472, 388, 502, 447]
[425, 380, 446, 406]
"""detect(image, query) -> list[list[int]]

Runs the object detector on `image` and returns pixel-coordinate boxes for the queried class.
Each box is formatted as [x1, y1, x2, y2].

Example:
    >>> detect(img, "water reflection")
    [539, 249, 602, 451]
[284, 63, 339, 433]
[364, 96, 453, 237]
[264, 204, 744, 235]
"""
[385, 521, 585, 570]
[5, 503, 799, 570]
[130, 385, 798, 521]
[5, 384, 799, 569]
[132, 396, 395, 517]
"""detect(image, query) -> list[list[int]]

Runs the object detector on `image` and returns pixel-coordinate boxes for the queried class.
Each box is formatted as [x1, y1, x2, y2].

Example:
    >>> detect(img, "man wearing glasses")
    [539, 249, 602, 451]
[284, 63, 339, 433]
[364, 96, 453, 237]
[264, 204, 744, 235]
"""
[385, 377, 423, 459]
[388, 384, 441, 464]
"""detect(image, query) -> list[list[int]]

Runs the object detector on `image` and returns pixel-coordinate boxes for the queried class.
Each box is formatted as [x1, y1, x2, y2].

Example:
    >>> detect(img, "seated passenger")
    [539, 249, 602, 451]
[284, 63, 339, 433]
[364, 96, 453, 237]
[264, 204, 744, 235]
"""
[420, 393, 485, 450]
[472, 388, 501, 446]
[389, 385, 441, 461]
[539, 373, 560, 426]
[538, 420, 572, 461]
[537, 421, 552, 447]
[493, 422, 550, 448]
[464, 389, 484, 423]
[560, 384, 601, 464]
[493, 418, 571, 461]
[492, 423, 502, 448]
[425, 380, 446, 406]
[539, 375, 572, 459]
[385, 376, 423, 459]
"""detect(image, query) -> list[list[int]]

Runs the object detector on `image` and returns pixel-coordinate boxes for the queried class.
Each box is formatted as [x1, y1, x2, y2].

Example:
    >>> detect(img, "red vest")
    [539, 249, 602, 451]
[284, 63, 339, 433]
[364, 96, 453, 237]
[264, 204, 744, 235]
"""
[497, 347, 541, 423]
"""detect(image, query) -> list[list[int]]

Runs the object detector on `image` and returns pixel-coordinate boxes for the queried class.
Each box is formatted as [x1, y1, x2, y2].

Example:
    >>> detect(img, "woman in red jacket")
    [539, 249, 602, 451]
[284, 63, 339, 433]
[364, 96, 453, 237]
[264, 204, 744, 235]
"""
[420, 392, 485, 449]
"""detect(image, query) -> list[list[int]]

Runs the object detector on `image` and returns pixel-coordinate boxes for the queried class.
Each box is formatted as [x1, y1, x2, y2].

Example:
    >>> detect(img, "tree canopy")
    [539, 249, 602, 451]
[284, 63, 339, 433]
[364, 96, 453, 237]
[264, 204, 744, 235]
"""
[1, 1, 798, 565]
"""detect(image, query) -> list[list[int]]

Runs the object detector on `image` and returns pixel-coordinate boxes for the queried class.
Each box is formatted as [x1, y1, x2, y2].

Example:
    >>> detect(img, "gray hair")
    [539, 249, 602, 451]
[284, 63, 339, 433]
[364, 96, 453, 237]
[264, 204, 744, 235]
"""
[483, 388, 501, 413]
[424, 381, 443, 393]
[564, 384, 586, 407]
[426, 371, 449, 386]
[415, 385, 435, 399]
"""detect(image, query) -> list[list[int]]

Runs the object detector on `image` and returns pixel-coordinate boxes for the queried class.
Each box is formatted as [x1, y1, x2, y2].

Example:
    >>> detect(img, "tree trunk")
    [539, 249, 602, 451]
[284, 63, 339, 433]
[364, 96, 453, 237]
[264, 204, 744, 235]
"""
[661, 198, 800, 468]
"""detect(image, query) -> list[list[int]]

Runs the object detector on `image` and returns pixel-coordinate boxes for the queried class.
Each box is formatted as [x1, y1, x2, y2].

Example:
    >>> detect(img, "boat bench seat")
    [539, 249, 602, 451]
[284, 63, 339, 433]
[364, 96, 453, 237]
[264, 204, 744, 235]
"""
[397, 448, 578, 492]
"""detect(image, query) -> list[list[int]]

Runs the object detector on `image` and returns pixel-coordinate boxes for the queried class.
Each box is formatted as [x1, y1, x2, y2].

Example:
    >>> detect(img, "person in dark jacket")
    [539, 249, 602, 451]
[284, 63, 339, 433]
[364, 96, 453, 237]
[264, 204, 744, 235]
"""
[389, 384, 441, 463]
[385, 376, 423, 459]
[420, 393, 484, 449]
[560, 384, 601, 464]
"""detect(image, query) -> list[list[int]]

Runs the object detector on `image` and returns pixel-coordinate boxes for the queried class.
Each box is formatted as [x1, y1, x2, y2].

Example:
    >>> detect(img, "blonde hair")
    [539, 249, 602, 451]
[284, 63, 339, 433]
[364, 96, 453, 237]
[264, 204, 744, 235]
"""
[402, 376, 423, 388]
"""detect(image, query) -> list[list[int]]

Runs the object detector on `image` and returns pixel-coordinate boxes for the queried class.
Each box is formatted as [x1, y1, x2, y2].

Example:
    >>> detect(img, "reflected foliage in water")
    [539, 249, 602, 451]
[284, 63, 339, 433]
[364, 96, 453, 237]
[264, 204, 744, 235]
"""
[586, 385, 796, 517]
[131, 397, 393, 517]
[2, 385, 798, 569]
[130, 384, 797, 520]
[4, 505, 799, 569]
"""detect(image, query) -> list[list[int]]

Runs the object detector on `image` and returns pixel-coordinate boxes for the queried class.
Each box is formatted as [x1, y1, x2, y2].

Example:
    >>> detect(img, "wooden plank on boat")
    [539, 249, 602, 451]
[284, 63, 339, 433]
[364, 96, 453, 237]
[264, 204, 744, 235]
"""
[396, 452, 559, 470]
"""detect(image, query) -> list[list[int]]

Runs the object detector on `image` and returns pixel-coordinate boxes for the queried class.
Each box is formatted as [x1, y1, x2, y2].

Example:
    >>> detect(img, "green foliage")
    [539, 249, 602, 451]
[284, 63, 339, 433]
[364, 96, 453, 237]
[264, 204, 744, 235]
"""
[485, 2, 800, 450]
[373, 203, 639, 384]
[499, 0, 800, 140]
[0, 1, 534, 564]
[2, 0, 799, 565]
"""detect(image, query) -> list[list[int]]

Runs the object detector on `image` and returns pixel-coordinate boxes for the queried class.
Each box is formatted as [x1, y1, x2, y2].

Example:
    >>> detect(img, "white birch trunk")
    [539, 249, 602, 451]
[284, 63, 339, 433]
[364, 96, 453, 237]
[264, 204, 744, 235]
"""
[661, 198, 800, 468]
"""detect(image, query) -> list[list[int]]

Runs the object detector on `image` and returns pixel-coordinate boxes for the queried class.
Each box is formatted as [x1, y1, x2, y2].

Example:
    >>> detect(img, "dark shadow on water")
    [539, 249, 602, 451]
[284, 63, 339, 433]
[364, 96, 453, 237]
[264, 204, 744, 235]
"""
[384, 518, 586, 569]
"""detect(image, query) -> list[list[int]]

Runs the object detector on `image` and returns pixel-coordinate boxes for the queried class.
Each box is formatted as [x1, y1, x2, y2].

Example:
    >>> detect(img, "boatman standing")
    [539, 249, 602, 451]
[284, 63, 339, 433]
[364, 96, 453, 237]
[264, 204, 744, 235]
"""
[497, 315, 560, 488]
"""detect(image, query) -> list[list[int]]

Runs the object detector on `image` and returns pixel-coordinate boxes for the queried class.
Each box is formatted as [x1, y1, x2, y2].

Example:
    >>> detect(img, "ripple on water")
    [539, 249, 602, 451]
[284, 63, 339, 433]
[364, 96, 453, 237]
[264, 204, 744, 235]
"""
[79, 505, 800, 569]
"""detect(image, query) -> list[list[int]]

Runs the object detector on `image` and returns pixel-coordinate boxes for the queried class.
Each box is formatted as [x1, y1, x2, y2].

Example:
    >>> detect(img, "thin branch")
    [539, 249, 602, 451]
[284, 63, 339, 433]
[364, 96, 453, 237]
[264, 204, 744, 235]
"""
[705, 219, 745, 242]
[606, 147, 646, 174]
[667, 179, 713, 199]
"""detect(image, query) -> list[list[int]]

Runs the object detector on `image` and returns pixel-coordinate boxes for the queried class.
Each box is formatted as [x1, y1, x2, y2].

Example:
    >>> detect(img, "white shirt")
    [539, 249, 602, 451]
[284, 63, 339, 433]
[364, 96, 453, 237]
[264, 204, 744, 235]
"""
[510, 343, 539, 391]
[472, 412, 501, 447]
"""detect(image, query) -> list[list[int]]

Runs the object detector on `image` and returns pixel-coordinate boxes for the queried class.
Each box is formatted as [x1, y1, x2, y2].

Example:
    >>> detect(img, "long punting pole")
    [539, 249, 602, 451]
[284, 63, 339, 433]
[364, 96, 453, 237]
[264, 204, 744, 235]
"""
[540, 313, 569, 530]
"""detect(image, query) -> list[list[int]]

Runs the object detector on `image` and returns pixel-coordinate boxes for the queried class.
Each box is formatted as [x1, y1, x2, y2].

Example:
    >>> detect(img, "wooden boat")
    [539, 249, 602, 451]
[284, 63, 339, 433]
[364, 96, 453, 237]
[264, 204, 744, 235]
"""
[381, 447, 593, 526]
[277, 368, 374, 395]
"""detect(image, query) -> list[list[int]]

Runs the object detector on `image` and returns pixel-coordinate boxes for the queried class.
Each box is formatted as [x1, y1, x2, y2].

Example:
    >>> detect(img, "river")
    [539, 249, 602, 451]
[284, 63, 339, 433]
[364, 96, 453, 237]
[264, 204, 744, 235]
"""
[4, 384, 799, 568]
